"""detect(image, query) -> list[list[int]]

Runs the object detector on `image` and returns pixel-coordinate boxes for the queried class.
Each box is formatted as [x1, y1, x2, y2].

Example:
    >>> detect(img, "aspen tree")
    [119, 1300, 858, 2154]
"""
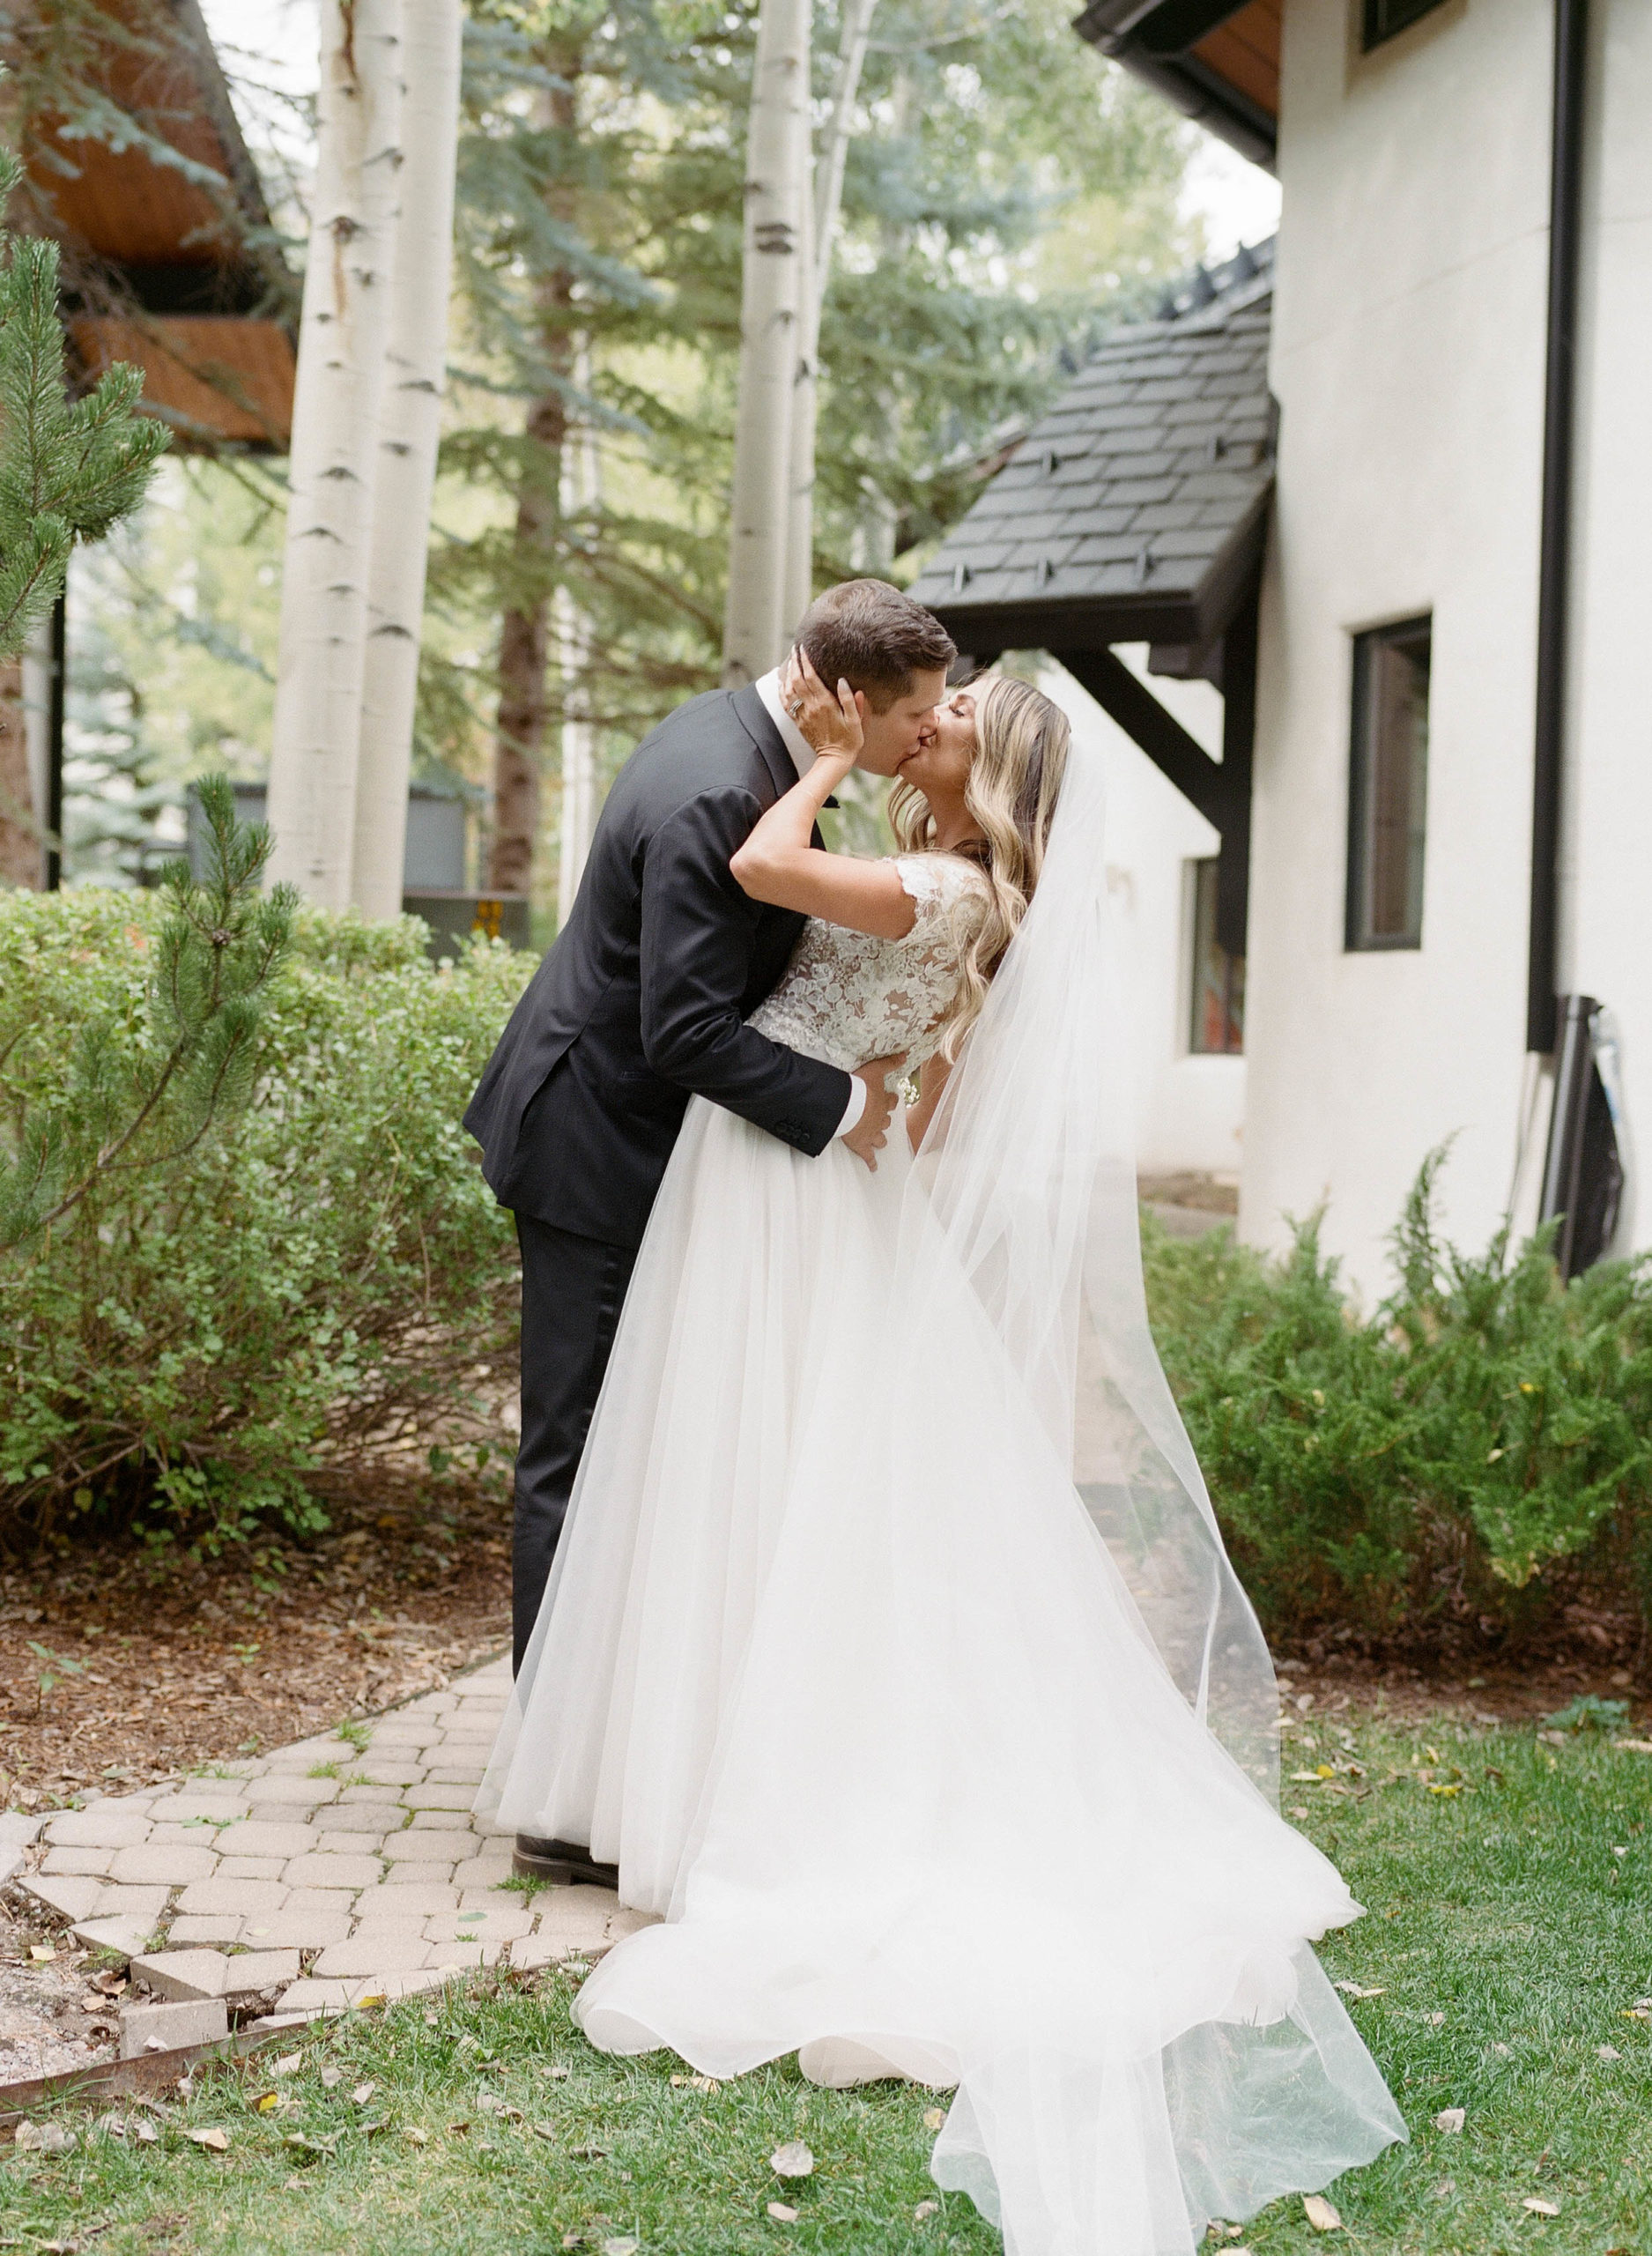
[782, 0, 877, 634]
[722, 0, 811, 687]
[266, 0, 405, 908]
[352, 0, 463, 919]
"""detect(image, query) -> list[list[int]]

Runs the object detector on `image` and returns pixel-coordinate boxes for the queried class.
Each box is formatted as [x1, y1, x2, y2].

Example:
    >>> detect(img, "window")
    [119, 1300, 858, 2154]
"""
[1188, 859, 1244, 1055]
[1346, 616, 1430, 950]
[1361, 0, 1448, 50]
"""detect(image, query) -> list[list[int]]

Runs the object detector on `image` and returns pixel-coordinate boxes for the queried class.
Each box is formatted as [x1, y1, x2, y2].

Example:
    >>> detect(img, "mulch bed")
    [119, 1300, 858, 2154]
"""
[0, 1479, 512, 1811]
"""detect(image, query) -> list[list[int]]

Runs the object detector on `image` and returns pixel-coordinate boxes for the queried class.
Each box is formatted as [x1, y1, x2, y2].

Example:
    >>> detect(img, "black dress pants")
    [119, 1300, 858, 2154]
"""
[512, 1214, 640, 1674]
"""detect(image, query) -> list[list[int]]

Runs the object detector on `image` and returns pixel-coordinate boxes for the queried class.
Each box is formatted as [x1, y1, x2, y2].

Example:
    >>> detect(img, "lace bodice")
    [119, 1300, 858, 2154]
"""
[749, 853, 990, 1073]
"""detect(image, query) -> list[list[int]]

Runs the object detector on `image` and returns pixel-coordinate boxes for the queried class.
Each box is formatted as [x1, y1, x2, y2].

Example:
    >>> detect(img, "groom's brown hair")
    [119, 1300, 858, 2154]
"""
[796, 580, 956, 711]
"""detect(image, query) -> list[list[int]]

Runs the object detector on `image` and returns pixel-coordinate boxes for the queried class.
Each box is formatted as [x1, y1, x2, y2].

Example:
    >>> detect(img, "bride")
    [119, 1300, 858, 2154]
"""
[481, 659, 1404, 2254]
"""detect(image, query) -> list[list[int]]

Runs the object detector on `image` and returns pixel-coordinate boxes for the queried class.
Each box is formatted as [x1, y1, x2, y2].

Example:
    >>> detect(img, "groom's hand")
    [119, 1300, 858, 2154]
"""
[843, 1051, 906, 1172]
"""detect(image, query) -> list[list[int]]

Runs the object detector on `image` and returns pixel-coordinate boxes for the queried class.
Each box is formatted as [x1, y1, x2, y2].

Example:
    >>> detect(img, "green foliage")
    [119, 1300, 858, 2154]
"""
[0, 136, 170, 668]
[0, 778, 296, 1245]
[1543, 1693, 1630, 1733]
[430, 0, 1192, 870]
[1143, 1157, 1652, 1651]
[0, 876, 527, 1550]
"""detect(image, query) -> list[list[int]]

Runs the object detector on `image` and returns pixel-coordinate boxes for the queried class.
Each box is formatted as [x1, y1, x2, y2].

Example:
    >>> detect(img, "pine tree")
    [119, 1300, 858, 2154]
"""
[437, 0, 1191, 909]
[0, 134, 170, 671]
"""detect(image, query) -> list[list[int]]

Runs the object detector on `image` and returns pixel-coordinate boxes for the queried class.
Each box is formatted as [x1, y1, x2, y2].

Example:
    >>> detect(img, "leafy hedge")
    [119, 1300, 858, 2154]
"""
[0, 886, 526, 1548]
[1143, 1158, 1652, 1652]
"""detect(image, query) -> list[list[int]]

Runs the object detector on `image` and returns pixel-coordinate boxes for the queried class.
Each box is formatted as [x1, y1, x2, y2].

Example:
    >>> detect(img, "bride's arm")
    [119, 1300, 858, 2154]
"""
[729, 657, 918, 941]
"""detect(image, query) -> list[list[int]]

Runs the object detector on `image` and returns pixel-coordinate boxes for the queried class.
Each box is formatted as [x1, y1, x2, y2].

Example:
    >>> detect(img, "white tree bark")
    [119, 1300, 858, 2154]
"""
[781, 183, 817, 642]
[722, 0, 811, 687]
[782, 0, 878, 631]
[267, 0, 406, 906]
[557, 344, 600, 921]
[352, 0, 463, 919]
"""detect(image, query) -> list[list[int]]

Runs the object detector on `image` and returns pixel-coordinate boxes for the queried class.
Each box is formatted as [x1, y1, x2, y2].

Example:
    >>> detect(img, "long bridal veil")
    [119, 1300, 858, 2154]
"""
[908, 726, 1280, 1796]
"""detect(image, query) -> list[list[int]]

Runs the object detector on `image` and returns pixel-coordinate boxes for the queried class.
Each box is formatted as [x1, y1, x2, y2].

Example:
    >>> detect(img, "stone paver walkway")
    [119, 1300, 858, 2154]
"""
[2, 1655, 652, 2030]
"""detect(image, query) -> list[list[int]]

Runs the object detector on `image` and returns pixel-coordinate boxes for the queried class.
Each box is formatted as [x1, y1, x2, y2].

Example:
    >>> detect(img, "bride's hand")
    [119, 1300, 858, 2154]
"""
[783, 646, 863, 768]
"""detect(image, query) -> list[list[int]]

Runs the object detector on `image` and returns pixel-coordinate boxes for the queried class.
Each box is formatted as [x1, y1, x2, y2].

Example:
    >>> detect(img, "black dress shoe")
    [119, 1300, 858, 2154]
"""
[513, 1833, 620, 1889]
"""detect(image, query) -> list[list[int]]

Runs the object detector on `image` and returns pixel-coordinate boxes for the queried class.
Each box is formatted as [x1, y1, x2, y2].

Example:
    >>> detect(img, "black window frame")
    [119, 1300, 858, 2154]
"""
[1187, 857, 1245, 1055]
[1361, 0, 1449, 51]
[1345, 613, 1432, 954]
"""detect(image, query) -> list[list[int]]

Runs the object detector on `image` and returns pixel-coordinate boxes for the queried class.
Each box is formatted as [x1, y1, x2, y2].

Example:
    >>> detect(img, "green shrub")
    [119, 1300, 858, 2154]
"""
[1143, 1154, 1652, 1652]
[0, 881, 528, 1548]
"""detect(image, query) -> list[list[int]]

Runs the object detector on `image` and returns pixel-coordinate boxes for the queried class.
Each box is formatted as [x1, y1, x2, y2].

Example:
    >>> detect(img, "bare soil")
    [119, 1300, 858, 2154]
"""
[0, 1478, 511, 1810]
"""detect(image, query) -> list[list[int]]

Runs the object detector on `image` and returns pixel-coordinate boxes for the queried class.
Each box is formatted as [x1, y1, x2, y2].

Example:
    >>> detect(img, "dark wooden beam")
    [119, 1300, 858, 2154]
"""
[1213, 581, 1258, 958]
[1051, 642, 1231, 834]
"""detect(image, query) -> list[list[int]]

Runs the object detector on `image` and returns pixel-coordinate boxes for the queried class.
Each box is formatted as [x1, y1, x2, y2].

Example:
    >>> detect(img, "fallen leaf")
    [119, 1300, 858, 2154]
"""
[1599, 2044, 1622, 2060]
[922, 2107, 946, 2131]
[531, 2123, 557, 2142]
[569, 2142, 606, 2160]
[1289, 1804, 1310, 1818]
[28, 1943, 56, 1963]
[1522, 2197, 1561, 2217]
[541, 2063, 571, 2081]
[601, 2241, 639, 2256]
[272, 2052, 302, 2077]
[1333, 1983, 1385, 2000]
[1426, 2012, 1446, 2026]
[767, 2204, 800, 2224]
[670, 2071, 720, 2094]
[405, 2128, 429, 2146]
[1615, 1739, 1652, 1753]
[255, 2092, 281, 2113]
[351, 2082, 376, 2106]
[132, 2119, 159, 2147]
[770, 2141, 816, 2178]
[915, 2200, 940, 2220]
[1433, 2108, 1465, 2134]
[187, 2127, 230, 2153]
[320, 2066, 343, 2089]
[1302, 2193, 1341, 2231]
[283, 2133, 337, 2159]
[16, 2121, 76, 2155]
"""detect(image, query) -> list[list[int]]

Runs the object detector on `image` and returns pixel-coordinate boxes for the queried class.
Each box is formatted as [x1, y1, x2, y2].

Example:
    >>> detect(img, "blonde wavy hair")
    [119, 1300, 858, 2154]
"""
[886, 674, 1070, 1060]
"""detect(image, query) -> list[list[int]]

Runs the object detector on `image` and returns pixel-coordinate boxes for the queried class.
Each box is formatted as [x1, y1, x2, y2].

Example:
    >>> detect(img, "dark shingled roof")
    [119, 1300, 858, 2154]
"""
[909, 239, 1275, 657]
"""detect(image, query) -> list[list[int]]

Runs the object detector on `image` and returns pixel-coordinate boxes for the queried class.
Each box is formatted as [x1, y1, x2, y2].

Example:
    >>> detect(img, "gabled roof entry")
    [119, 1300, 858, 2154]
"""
[907, 240, 1275, 660]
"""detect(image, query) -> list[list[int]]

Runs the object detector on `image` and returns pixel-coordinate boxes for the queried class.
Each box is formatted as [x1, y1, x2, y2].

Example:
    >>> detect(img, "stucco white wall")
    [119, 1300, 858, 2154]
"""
[1560, 0, 1652, 1257]
[1242, 0, 1558, 1300]
[1041, 655, 1246, 1178]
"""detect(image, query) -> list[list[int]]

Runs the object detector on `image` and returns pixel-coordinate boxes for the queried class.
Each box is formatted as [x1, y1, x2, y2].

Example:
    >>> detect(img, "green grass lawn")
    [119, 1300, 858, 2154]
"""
[6, 1706, 1652, 2253]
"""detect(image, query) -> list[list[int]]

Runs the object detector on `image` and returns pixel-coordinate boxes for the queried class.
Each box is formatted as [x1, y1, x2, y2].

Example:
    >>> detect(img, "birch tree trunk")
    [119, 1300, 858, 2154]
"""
[782, 0, 876, 632]
[352, 0, 463, 919]
[266, 0, 405, 907]
[781, 185, 816, 642]
[722, 0, 811, 687]
[488, 48, 579, 896]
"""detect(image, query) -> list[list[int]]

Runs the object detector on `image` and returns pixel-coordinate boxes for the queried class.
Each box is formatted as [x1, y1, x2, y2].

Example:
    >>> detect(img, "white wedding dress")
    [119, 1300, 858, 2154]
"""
[481, 798, 1404, 2255]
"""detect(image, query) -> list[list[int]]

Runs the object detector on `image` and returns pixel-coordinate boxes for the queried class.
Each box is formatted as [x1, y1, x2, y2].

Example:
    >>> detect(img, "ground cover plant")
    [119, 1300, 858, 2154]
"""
[1142, 1162, 1652, 1659]
[5, 1706, 1652, 2252]
[0, 804, 528, 1554]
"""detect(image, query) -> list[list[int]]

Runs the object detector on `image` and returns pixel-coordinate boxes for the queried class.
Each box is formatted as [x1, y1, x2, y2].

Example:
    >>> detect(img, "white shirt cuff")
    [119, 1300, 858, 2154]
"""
[835, 1074, 867, 1138]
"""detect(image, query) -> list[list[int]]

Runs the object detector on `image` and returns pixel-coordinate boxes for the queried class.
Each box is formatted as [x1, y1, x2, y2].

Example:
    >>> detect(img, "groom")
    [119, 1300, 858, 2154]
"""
[464, 577, 956, 1881]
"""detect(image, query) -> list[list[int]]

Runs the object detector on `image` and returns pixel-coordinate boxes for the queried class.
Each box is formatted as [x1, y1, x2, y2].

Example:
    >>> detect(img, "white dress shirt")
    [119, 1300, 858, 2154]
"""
[753, 668, 867, 1140]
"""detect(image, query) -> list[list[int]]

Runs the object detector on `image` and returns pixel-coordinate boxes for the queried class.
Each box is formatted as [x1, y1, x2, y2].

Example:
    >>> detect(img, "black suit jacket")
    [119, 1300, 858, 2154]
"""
[463, 683, 853, 1248]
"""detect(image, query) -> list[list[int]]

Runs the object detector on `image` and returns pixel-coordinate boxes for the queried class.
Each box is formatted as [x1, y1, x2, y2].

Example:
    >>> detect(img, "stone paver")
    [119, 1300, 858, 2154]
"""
[120, 1996, 229, 2058]
[4, 1653, 660, 2030]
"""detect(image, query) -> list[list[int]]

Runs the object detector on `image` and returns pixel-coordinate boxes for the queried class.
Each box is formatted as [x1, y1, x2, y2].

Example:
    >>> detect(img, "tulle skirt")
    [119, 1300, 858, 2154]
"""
[480, 1098, 1405, 2253]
